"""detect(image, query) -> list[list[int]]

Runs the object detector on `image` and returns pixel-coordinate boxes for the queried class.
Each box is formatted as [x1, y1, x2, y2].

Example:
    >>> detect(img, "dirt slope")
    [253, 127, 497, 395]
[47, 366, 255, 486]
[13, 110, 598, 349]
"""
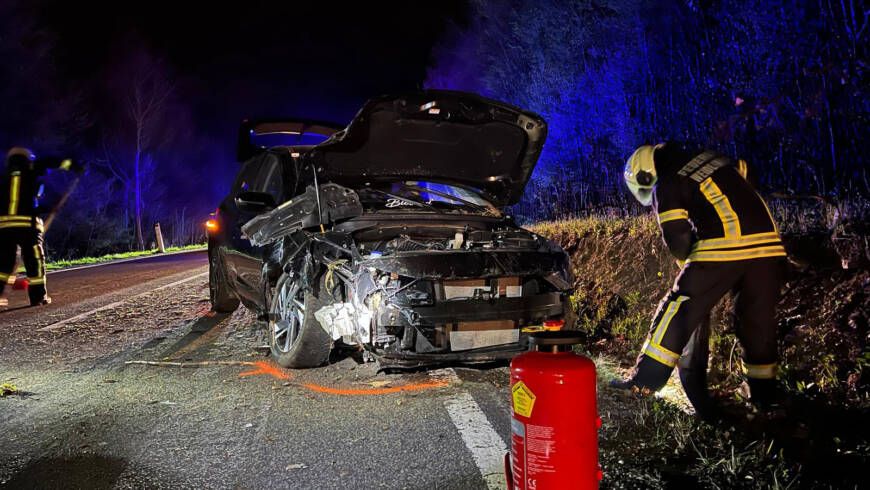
[532, 216, 870, 487]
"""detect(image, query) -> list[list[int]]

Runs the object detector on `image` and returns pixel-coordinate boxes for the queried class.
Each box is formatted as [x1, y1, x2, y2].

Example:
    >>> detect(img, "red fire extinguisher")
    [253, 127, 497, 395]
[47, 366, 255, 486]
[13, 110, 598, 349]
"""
[505, 331, 602, 489]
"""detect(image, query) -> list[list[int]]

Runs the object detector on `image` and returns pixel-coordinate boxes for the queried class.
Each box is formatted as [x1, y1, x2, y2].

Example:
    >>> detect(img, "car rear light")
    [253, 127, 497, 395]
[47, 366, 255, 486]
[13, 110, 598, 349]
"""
[542, 319, 564, 331]
[205, 219, 218, 232]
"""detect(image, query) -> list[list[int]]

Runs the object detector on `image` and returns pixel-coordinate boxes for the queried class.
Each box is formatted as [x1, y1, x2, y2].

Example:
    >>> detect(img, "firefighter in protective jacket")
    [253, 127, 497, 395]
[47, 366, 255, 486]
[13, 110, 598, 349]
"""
[0, 147, 84, 307]
[612, 142, 786, 414]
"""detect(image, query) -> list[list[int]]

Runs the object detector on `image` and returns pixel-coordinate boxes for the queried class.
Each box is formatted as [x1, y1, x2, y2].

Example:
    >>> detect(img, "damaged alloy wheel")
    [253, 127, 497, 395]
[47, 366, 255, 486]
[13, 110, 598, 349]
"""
[268, 273, 332, 368]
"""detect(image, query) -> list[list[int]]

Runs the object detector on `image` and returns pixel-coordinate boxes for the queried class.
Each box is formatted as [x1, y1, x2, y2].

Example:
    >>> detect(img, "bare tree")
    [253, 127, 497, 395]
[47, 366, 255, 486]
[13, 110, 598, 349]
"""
[100, 49, 174, 250]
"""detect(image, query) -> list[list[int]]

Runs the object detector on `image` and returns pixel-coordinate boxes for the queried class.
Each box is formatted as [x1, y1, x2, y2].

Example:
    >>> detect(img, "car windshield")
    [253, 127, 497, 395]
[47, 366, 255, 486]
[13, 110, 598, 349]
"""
[357, 181, 500, 216]
[251, 132, 331, 147]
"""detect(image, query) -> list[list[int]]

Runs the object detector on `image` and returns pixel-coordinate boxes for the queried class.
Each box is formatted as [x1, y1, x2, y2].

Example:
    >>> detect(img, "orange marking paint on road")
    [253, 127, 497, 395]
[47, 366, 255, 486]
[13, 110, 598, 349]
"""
[236, 360, 449, 395]
[299, 380, 449, 396]
[238, 361, 292, 380]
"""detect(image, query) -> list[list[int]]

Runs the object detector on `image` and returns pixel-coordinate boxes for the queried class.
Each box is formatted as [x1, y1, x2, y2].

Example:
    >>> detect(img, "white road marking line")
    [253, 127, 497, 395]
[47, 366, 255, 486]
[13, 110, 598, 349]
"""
[37, 271, 208, 332]
[431, 368, 508, 490]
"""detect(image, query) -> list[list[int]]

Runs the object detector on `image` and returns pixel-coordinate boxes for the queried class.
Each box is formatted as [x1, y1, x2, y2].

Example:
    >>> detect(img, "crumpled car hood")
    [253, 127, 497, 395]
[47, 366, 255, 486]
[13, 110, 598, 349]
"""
[308, 90, 548, 207]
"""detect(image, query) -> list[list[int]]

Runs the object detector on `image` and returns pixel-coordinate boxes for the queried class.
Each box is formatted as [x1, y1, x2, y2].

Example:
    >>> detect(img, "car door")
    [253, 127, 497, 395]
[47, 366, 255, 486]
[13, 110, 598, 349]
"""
[220, 152, 285, 308]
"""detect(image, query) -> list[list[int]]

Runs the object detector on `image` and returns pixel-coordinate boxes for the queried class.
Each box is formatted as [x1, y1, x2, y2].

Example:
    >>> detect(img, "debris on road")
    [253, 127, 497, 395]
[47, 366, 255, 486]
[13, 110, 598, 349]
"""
[0, 383, 18, 397]
[124, 360, 257, 368]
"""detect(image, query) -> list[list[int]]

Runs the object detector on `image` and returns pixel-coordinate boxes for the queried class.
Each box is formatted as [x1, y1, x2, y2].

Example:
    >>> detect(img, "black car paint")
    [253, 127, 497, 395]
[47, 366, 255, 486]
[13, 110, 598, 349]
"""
[208, 92, 574, 366]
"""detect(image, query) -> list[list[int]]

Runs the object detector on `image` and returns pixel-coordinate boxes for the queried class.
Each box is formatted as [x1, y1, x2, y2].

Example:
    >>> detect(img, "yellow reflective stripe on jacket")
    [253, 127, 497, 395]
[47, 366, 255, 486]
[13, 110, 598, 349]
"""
[59, 159, 73, 170]
[658, 209, 690, 224]
[0, 215, 42, 222]
[642, 341, 680, 368]
[0, 221, 43, 230]
[652, 295, 689, 345]
[8, 173, 21, 215]
[737, 159, 749, 179]
[0, 272, 10, 282]
[692, 232, 781, 252]
[27, 276, 46, 285]
[0, 215, 44, 231]
[687, 245, 786, 262]
[742, 361, 777, 379]
[699, 177, 741, 237]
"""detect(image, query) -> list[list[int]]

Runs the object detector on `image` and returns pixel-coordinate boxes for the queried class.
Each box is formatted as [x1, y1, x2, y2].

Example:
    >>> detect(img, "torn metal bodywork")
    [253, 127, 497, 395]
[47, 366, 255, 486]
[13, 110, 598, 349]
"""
[243, 183, 363, 246]
[243, 189, 573, 367]
[217, 91, 574, 368]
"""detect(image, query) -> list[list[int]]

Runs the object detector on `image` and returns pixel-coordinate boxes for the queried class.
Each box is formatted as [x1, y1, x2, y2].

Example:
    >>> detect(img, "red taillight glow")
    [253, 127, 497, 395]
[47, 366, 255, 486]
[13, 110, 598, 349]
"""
[205, 219, 218, 232]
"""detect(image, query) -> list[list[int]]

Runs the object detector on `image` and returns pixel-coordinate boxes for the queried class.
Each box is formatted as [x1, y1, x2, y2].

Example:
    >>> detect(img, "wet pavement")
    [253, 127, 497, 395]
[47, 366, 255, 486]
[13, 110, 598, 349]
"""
[0, 254, 514, 489]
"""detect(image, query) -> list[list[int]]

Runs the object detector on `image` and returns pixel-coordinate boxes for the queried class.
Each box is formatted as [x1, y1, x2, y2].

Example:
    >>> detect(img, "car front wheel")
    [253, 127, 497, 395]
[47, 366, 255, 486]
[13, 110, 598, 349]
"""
[269, 273, 332, 368]
[209, 248, 240, 313]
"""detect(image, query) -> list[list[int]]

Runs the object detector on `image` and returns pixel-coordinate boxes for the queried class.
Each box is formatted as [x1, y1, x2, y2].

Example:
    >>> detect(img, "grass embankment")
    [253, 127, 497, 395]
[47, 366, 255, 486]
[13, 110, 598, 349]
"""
[23, 244, 206, 273]
[531, 216, 870, 489]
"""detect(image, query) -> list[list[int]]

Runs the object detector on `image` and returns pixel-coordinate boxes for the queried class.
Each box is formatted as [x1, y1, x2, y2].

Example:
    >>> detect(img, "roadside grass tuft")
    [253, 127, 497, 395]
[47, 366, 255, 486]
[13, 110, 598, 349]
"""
[595, 354, 801, 488]
[539, 214, 870, 488]
[15, 244, 206, 273]
[0, 382, 19, 397]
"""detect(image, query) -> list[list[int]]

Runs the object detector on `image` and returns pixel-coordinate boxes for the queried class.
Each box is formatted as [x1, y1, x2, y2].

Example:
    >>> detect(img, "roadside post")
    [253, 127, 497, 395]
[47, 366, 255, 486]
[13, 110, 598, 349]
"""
[505, 331, 601, 489]
[154, 223, 166, 253]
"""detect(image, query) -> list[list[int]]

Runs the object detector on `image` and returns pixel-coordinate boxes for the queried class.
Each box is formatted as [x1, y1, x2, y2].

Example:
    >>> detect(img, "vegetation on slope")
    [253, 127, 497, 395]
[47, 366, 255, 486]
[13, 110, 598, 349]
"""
[532, 215, 870, 488]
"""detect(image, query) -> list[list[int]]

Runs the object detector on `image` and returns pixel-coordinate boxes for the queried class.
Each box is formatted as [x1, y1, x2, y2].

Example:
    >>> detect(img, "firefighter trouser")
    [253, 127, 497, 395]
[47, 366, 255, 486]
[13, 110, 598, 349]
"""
[678, 317, 716, 417]
[632, 257, 783, 401]
[0, 226, 48, 304]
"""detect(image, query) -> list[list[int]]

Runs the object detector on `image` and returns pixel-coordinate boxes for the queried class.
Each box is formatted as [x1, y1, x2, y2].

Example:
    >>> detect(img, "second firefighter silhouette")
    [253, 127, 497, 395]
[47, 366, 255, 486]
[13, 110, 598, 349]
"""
[613, 142, 786, 414]
[0, 147, 85, 307]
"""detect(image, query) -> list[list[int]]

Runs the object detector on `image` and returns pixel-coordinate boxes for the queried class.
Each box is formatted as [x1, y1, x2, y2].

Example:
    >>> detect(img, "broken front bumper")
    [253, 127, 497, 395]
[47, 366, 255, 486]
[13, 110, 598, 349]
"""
[377, 292, 566, 368]
[409, 292, 563, 324]
[378, 343, 529, 369]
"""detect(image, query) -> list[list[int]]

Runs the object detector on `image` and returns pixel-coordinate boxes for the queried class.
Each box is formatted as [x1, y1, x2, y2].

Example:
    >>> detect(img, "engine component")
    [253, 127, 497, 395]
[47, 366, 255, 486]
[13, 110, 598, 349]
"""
[313, 302, 372, 344]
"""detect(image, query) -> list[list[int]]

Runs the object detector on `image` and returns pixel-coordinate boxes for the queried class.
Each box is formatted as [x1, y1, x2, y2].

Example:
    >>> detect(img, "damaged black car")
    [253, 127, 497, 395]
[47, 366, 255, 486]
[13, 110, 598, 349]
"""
[207, 90, 574, 369]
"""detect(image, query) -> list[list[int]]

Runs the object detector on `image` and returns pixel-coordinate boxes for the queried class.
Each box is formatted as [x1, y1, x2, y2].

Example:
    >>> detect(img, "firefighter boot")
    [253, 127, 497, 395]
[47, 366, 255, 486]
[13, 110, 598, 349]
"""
[31, 295, 51, 306]
[678, 366, 720, 420]
[0, 280, 8, 309]
[746, 378, 779, 408]
[610, 355, 674, 393]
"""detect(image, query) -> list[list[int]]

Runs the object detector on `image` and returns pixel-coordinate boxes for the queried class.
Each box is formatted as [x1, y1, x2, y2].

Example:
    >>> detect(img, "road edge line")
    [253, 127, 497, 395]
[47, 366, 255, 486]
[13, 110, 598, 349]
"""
[430, 368, 508, 490]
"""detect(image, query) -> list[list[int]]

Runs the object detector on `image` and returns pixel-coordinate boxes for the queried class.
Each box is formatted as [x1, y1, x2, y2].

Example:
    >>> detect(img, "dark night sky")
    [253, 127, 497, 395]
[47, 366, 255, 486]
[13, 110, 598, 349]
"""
[36, 1, 468, 123]
[14, 1, 469, 205]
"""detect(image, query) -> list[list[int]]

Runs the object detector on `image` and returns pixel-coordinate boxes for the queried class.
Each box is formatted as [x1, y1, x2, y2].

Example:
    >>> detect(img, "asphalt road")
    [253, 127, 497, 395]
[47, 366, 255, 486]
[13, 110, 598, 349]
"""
[0, 251, 515, 489]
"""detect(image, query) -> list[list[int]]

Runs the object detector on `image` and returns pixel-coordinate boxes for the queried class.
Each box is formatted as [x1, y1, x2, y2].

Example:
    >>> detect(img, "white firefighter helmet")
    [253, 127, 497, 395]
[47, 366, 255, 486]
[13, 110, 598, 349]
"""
[6, 147, 35, 161]
[623, 144, 662, 206]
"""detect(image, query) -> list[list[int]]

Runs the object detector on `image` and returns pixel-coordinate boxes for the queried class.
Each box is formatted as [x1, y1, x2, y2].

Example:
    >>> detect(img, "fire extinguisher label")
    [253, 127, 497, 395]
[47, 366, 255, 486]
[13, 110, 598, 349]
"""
[511, 418, 526, 437]
[526, 424, 557, 475]
[510, 418, 526, 489]
[511, 381, 536, 417]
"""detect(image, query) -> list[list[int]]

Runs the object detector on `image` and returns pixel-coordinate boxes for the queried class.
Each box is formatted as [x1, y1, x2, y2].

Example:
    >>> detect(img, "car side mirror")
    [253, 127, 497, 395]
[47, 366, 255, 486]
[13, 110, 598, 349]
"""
[235, 191, 277, 214]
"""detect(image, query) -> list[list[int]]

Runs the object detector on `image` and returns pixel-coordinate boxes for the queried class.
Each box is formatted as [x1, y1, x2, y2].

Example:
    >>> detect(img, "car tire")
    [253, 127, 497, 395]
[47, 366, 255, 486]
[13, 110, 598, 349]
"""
[268, 273, 333, 368]
[209, 248, 240, 313]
